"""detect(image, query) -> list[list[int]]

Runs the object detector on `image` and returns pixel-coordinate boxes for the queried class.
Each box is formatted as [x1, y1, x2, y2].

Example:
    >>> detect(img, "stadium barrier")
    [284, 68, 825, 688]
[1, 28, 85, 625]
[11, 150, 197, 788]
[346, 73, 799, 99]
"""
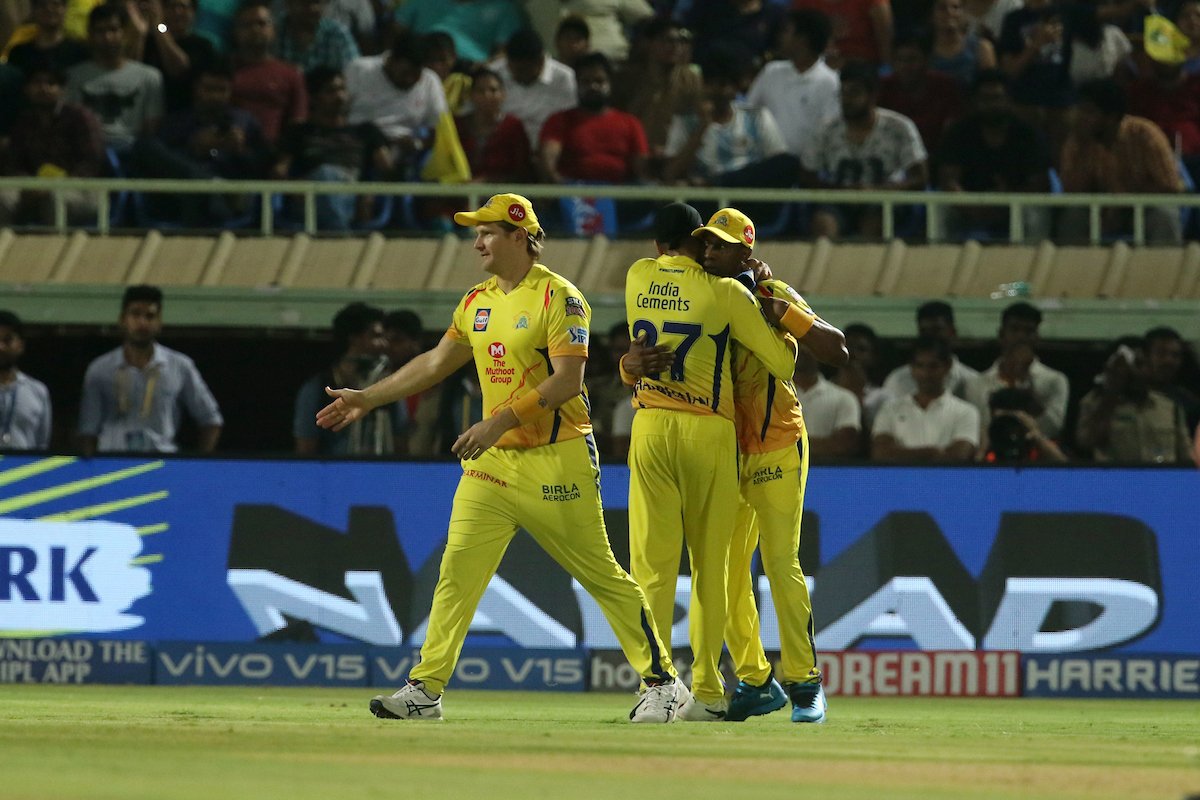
[1, 456, 1197, 698]
[0, 176, 1195, 246]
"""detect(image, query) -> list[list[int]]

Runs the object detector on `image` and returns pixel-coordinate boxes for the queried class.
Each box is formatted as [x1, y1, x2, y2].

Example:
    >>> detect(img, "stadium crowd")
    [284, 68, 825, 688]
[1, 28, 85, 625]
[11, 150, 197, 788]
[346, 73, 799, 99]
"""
[0, 0, 1197, 464]
[0, 0, 1197, 238]
[1, 288, 1197, 464]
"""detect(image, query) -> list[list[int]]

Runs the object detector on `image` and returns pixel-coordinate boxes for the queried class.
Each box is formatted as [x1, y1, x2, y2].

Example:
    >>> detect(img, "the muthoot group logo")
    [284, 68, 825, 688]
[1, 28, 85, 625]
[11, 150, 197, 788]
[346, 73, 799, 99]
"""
[0, 519, 153, 634]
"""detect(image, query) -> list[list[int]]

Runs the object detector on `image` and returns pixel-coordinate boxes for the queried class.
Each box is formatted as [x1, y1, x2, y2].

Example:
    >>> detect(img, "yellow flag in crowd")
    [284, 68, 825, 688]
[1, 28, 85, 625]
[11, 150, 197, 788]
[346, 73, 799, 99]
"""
[1145, 14, 1192, 65]
[420, 111, 472, 184]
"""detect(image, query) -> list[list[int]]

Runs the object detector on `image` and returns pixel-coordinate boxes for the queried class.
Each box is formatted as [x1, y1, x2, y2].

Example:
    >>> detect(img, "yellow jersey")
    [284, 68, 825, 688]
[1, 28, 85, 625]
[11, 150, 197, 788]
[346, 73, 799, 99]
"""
[447, 264, 592, 448]
[733, 279, 816, 454]
[624, 254, 796, 421]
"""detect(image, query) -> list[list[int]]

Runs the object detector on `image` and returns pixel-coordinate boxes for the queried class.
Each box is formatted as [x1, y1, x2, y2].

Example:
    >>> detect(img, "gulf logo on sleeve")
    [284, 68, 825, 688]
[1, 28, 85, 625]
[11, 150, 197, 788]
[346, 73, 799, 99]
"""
[474, 309, 491, 331]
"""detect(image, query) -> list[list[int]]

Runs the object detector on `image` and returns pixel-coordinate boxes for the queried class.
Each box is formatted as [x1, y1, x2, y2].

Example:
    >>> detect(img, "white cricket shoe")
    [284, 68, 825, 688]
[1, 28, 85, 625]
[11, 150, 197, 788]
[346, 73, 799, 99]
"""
[629, 678, 690, 723]
[677, 693, 729, 722]
[369, 680, 444, 720]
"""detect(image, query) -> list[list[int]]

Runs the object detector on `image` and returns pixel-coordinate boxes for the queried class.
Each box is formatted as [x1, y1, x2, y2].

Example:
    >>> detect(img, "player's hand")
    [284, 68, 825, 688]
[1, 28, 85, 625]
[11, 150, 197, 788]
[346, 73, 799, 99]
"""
[623, 331, 673, 378]
[452, 417, 506, 460]
[759, 296, 790, 328]
[746, 258, 773, 283]
[316, 386, 371, 431]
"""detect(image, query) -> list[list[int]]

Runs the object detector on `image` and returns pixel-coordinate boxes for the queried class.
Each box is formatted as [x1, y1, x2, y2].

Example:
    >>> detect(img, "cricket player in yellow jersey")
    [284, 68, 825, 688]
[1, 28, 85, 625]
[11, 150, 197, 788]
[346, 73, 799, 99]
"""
[695, 208, 848, 724]
[317, 194, 684, 723]
[623, 203, 803, 721]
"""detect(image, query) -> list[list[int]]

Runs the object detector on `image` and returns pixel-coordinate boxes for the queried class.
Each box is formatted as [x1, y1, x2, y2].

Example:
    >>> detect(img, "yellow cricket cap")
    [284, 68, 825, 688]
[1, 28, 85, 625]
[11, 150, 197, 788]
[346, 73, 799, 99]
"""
[692, 207, 756, 250]
[453, 193, 541, 235]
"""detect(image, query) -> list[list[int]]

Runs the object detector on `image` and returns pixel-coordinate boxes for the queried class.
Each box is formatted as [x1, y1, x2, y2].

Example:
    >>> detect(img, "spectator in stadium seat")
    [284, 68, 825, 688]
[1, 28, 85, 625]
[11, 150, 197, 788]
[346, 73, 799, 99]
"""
[1128, 59, 1200, 185]
[383, 309, 444, 457]
[554, 14, 591, 69]
[317, 0, 375, 54]
[936, 69, 1052, 241]
[0, 310, 53, 451]
[662, 55, 798, 189]
[127, 0, 217, 113]
[294, 302, 408, 456]
[686, 0, 786, 75]
[996, 0, 1074, 156]
[966, 301, 1069, 439]
[344, 32, 447, 174]
[745, 9, 840, 172]
[807, 60, 928, 240]
[871, 335, 980, 462]
[455, 67, 533, 182]
[131, 58, 271, 225]
[832, 321, 888, 430]
[930, 0, 995, 88]
[274, 66, 392, 230]
[559, 0, 653, 61]
[538, 52, 649, 184]
[78, 284, 223, 456]
[1076, 336, 1193, 463]
[612, 16, 703, 168]
[882, 301, 979, 402]
[1143, 326, 1200, 433]
[422, 32, 471, 115]
[276, 0, 358, 72]
[229, 0, 306, 147]
[493, 27, 576, 150]
[66, 3, 164, 155]
[0, 62, 103, 227]
[794, 343, 862, 458]
[792, 0, 893, 69]
[4, 0, 90, 77]
[394, 0, 525, 64]
[1058, 78, 1183, 245]
[878, 31, 963, 153]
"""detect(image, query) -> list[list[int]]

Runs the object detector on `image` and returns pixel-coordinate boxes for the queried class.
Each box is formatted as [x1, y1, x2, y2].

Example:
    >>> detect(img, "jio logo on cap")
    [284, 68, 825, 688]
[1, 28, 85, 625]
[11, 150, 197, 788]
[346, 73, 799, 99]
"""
[489, 342, 506, 358]
[508, 203, 526, 222]
[743, 225, 755, 244]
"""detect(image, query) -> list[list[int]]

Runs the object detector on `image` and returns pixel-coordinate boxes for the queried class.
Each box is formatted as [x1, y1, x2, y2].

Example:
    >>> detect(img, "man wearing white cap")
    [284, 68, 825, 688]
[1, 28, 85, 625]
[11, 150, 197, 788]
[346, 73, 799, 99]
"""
[317, 193, 683, 723]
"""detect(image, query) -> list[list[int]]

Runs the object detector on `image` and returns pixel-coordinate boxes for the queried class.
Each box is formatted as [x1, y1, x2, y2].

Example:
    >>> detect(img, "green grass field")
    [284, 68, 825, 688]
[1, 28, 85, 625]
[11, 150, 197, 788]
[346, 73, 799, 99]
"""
[0, 686, 1196, 800]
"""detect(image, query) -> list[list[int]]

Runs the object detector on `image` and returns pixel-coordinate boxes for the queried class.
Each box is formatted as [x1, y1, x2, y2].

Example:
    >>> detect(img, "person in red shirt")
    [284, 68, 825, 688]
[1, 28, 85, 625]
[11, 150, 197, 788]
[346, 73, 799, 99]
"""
[1128, 60, 1200, 182]
[455, 67, 533, 182]
[538, 51, 649, 184]
[229, 0, 307, 147]
[879, 31, 963, 153]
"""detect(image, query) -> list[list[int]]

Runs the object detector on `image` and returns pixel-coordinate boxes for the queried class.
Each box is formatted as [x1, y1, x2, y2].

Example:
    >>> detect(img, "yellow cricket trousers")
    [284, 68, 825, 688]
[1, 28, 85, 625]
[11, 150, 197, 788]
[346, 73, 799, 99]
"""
[410, 435, 675, 694]
[725, 432, 821, 686]
[627, 408, 739, 704]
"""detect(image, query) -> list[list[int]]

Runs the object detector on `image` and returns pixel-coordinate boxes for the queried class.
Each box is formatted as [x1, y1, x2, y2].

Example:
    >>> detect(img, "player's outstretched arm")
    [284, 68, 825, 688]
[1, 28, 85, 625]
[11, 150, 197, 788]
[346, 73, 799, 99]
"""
[317, 332, 473, 432]
[725, 284, 797, 381]
[452, 354, 589, 459]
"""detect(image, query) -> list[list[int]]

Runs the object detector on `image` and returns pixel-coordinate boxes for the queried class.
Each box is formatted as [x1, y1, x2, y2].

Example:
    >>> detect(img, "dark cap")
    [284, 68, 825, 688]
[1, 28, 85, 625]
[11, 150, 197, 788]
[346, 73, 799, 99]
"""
[654, 202, 703, 245]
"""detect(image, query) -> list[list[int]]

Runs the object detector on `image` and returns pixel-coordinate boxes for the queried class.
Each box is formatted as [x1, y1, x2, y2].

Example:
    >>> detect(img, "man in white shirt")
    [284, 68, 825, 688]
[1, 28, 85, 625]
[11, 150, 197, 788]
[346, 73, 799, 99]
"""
[966, 301, 1070, 439]
[882, 300, 979, 401]
[808, 59, 928, 239]
[794, 343, 862, 458]
[345, 32, 447, 169]
[872, 336, 979, 462]
[493, 27, 576, 148]
[745, 9, 840, 170]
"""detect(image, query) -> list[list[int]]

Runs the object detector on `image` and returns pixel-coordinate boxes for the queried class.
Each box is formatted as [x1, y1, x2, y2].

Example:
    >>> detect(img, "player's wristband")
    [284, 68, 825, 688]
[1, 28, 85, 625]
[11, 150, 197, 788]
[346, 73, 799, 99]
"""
[509, 389, 550, 425]
[618, 354, 638, 387]
[780, 304, 816, 338]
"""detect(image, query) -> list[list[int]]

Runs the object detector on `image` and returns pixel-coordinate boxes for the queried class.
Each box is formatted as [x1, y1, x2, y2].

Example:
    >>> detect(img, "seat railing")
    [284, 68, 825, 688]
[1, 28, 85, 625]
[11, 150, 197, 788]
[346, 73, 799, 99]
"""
[0, 176, 1194, 246]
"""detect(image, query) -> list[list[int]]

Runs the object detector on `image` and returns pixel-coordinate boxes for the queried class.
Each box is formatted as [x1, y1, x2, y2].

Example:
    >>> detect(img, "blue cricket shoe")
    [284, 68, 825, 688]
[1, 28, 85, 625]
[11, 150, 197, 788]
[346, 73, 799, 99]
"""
[725, 677, 788, 722]
[784, 681, 827, 724]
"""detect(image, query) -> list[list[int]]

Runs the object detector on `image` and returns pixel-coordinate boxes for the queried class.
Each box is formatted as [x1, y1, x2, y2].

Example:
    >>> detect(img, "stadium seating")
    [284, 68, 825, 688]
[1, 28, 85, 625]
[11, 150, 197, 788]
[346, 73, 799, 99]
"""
[4, 230, 1199, 303]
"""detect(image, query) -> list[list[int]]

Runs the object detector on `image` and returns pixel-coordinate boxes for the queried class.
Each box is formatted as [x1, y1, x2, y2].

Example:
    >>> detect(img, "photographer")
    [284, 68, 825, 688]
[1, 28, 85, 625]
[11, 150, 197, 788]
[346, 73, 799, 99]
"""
[981, 387, 1066, 464]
